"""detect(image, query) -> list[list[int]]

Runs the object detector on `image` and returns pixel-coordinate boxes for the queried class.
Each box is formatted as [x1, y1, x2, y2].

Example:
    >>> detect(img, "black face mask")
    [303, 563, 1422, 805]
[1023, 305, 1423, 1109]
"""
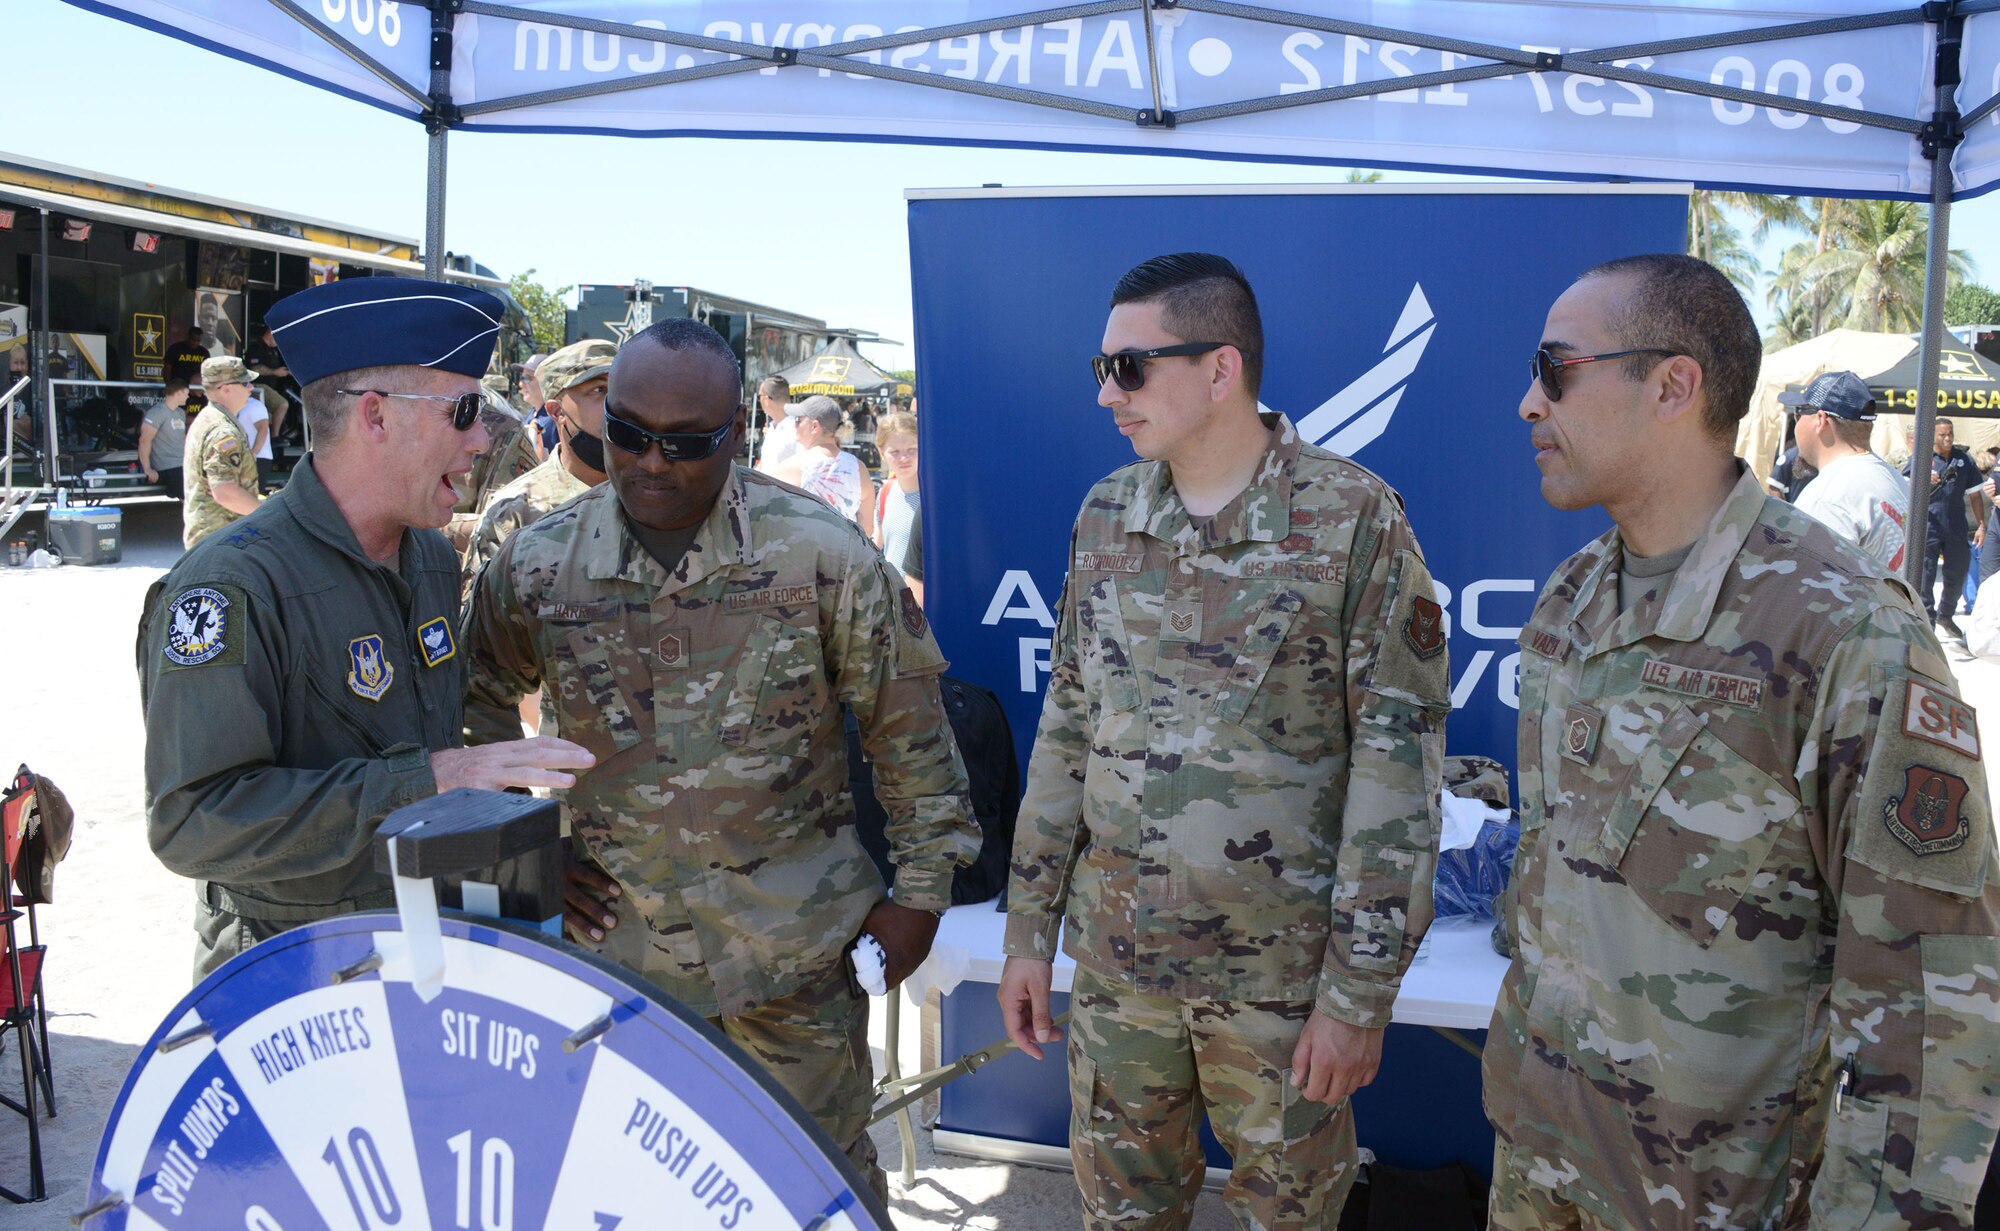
[562, 412, 607, 473]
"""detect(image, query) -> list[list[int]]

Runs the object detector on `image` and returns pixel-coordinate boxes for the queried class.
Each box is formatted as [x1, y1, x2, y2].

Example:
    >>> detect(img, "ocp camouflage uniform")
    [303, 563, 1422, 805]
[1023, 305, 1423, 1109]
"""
[181, 403, 259, 549]
[1485, 465, 2000, 1230]
[1005, 414, 1450, 1230]
[462, 466, 979, 1191]
[443, 410, 540, 552]
[460, 449, 592, 598]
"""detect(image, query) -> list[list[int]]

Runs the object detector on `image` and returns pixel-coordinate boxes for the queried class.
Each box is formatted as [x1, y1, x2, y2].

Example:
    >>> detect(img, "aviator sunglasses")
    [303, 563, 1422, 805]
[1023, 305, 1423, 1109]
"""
[1530, 346, 1679, 402]
[338, 388, 485, 431]
[1091, 342, 1228, 392]
[603, 406, 737, 461]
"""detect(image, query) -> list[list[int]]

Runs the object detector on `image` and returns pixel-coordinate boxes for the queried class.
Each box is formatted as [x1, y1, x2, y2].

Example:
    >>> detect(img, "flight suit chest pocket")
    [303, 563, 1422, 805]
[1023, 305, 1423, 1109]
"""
[558, 618, 651, 759]
[719, 613, 827, 751]
[1600, 705, 1796, 948]
[1076, 576, 1142, 716]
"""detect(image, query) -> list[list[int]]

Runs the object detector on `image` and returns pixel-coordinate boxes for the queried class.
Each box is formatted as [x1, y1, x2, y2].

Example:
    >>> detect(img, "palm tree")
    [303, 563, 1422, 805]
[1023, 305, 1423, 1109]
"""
[1798, 199, 1972, 331]
[1689, 191, 1807, 298]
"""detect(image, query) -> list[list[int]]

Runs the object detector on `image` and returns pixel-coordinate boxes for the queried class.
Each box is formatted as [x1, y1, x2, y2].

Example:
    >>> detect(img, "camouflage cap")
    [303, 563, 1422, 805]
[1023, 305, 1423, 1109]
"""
[540, 339, 616, 403]
[200, 355, 256, 387]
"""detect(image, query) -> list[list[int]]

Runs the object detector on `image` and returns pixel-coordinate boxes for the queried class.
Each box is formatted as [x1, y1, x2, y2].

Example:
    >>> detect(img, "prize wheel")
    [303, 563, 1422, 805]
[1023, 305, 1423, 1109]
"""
[84, 912, 892, 1231]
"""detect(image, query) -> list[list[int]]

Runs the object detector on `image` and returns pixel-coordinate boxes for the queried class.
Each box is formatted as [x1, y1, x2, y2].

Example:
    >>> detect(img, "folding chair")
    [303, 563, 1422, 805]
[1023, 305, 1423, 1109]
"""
[0, 769, 52, 1203]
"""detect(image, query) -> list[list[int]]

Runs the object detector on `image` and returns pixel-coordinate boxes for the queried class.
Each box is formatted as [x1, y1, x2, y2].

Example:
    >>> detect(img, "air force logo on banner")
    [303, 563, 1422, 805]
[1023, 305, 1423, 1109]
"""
[1289, 284, 1436, 456]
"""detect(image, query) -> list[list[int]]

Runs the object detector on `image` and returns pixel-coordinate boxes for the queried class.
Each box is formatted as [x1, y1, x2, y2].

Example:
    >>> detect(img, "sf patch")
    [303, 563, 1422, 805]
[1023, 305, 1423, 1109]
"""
[1884, 765, 1972, 856]
[162, 585, 242, 667]
[1404, 596, 1446, 660]
[347, 634, 395, 702]
[416, 616, 456, 668]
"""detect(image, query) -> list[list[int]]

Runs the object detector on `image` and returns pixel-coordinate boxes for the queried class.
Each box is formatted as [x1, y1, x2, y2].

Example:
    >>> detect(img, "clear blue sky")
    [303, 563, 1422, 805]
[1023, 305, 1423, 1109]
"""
[16, 3, 2000, 369]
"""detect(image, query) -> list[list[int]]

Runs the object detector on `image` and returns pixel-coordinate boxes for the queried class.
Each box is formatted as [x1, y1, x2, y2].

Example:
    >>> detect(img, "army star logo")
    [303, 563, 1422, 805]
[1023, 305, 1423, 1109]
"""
[1884, 765, 1971, 856]
[1404, 596, 1446, 660]
[164, 587, 230, 665]
[347, 634, 394, 702]
[416, 616, 455, 668]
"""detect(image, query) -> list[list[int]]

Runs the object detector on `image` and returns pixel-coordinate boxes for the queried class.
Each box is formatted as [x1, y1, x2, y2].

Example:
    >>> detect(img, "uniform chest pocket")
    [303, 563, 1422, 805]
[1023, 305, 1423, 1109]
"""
[557, 619, 651, 759]
[1603, 709, 1797, 949]
[1219, 588, 1341, 763]
[719, 613, 827, 752]
[1076, 576, 1142, 716]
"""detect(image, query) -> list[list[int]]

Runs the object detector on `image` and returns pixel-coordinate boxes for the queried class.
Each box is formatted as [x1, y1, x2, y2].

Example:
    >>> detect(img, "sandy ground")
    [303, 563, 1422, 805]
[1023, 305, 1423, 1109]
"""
[2, 498, 1996, 1228]
[0, 500, 1236, 1229]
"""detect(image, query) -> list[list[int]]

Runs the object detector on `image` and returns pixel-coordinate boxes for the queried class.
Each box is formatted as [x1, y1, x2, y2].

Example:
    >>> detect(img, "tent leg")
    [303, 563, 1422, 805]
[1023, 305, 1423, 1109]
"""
[424, 124, 448, 280]
[1903, 167, 1952, 596]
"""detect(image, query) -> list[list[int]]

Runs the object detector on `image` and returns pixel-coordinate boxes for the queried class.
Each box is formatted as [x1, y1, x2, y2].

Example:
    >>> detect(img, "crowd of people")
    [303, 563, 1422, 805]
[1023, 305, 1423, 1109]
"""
[126, 252, 1995, 1231]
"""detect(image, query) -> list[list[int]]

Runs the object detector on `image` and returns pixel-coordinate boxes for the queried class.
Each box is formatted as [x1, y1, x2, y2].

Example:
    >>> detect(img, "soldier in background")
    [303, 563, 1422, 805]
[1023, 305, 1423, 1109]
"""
[998, 253, 1450, 1229]
[442, 389, 541, 553]
[461, 338, 613, 593]
[461, 317, 978, 1196]
[1493, 252, 1999, 1229]
[141, 278, 592, 979]
[180, 356, 262, 549]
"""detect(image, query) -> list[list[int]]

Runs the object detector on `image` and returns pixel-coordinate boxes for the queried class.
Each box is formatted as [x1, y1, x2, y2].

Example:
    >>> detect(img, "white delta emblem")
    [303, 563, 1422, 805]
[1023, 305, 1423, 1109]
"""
[347, 634, 394, 701]
[416, 616, 455, 668]
[164, 587, 231, 665]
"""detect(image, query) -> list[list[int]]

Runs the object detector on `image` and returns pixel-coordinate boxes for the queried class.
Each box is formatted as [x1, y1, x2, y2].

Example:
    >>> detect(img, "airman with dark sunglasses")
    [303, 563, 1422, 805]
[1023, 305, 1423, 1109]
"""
[462, 317, 980, 1202]
[1001, 252, 1451, 1229]
[1491, 253, 1998, 1229]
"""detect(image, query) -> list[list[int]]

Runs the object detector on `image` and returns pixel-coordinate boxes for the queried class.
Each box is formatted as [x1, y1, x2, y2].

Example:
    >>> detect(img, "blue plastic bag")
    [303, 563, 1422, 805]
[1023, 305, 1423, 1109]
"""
[1434, 815, 1521, 921]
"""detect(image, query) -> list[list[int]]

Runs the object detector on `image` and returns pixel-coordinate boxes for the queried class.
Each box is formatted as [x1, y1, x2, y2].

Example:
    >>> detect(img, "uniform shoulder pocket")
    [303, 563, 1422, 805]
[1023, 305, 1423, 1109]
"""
[1847, 666, 1990, 900]
[1362, 548, 1449, 712]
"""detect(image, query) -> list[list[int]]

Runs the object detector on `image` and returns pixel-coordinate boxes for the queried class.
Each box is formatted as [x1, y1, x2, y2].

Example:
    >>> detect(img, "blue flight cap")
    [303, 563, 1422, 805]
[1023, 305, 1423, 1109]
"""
[264, 277, 505, 387]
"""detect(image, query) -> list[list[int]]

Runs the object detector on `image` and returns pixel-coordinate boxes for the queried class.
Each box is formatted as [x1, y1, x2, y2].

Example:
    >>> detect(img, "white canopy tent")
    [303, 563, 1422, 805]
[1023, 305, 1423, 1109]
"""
[56, 0, 2000, 587]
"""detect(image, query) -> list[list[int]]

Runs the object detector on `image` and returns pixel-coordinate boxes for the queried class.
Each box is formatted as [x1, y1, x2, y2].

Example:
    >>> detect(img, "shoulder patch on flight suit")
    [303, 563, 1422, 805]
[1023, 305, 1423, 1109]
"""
[161, 584, 246, 668]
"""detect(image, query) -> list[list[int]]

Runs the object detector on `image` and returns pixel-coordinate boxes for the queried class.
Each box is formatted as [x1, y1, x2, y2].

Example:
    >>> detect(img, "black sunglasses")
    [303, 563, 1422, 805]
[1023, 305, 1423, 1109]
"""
[1530, 347, 1679, 402]
[338, 388, 484, 431]
[1091, 342, 1227, 393]
[603, 407, 737, 461]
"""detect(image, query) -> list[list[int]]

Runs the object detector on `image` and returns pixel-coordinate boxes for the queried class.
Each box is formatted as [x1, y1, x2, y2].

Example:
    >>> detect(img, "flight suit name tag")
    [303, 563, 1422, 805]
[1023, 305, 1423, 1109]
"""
[1904, 680, 1981, 760]
[1639, 658, 1764, 709]
[415, 616, 455, 668]
[1560, 705, 1602, 766]
[1075, 552, 1143, 573]
[723, 583, 818, 614]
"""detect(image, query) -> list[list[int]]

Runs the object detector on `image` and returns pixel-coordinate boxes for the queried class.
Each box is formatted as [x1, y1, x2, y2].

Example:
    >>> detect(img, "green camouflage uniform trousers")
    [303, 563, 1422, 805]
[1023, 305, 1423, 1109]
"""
[460, 449, 593, 598]
[181, 402, 259, 549]
[1005, 415, 1451, 1229]
[1485, 465, 2000, 1230]
[462, 465, 979, 1188]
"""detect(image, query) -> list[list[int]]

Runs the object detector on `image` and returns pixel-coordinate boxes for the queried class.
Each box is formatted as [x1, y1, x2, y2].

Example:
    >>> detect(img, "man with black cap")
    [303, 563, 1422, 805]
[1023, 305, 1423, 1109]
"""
[138, 277, 596, 979]
[462, 337, 613, 590]
[1783, 370, 1909, 572]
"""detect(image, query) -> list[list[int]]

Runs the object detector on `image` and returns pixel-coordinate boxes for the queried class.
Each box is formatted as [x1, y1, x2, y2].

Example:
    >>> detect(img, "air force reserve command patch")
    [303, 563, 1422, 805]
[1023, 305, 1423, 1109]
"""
[1884, 765, 1972, 856]
[162, 585, 242, 667]
[348, 634, 395, 701]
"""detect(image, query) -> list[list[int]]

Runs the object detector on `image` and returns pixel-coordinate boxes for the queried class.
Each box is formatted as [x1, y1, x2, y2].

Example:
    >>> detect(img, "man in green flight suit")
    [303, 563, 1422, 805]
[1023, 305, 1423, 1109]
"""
[139, 277, 595, 980]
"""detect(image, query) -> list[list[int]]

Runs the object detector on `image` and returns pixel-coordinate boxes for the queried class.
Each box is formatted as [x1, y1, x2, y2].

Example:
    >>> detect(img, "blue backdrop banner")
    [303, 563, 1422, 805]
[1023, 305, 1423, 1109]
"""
[911, 184, 1687, 780]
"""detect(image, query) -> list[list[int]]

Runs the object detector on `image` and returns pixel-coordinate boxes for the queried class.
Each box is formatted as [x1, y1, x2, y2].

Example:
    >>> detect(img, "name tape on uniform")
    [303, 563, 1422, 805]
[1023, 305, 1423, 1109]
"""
[723, 584, 817, 614]
[1639, 658, 1763, 709]
[1904, 679, 1981, 760]
[1075, 552, 1143, 573]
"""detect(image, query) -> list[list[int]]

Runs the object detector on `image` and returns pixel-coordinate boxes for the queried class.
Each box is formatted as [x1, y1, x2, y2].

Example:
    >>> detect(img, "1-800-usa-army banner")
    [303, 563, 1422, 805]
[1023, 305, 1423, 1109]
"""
[912, 185, 1688, 780]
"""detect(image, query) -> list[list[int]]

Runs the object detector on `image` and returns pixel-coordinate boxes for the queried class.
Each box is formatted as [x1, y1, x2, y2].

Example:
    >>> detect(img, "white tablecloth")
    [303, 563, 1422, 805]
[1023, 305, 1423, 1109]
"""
[908, 903, 1509, 1031]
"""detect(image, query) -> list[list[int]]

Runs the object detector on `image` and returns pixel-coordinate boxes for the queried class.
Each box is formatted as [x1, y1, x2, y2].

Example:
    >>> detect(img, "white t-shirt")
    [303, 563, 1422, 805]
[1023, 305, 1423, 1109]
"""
[799, 448, 864, 521]
[756, 412, 799, 473]
[1794, 451, 1909, 573]
[235, 398, 273, 461]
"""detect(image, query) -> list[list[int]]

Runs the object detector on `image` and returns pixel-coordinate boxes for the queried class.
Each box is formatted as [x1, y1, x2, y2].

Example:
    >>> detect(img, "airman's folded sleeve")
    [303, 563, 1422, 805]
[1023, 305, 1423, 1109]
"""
[1004, 525, 1089, 961]
[1318, 503, 1449, 1029]
[1809, 616, 2000, 1231]
[832, 537, 977, 913]
[139, 575, 436, 883]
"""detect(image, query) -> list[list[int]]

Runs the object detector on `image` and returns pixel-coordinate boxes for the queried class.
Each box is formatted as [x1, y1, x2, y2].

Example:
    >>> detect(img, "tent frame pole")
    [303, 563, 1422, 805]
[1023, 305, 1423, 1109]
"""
[423, 2, 459, 279]
[1902, 7, 1967, 597]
